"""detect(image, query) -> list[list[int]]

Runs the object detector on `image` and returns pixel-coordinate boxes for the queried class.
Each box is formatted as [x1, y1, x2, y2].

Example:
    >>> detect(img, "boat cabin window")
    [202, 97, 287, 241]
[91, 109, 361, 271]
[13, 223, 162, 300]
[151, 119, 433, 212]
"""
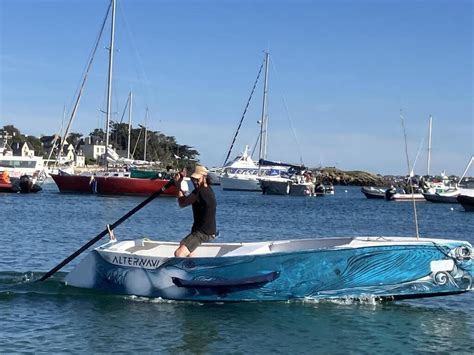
[0, 159, 37, 169]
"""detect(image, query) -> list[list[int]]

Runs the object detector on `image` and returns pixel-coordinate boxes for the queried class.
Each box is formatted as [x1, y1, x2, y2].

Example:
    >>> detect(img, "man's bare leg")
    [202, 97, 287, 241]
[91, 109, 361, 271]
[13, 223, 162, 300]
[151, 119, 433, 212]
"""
[174, 245, 191, 257]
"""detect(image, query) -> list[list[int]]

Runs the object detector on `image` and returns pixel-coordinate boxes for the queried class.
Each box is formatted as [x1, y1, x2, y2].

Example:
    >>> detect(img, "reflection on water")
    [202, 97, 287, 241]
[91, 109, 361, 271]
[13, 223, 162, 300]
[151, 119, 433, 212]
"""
[0, 272, 473, 353]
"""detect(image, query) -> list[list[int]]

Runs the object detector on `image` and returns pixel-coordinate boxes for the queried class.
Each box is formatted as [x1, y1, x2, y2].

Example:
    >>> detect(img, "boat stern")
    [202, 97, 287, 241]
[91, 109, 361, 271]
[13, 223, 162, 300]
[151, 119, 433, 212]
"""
[64, 251, 103, 289]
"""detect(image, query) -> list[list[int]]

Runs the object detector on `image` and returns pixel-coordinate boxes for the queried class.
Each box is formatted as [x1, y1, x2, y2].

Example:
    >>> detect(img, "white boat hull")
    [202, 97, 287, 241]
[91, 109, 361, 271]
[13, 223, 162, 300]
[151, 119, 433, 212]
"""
[220, 175, 261, 191]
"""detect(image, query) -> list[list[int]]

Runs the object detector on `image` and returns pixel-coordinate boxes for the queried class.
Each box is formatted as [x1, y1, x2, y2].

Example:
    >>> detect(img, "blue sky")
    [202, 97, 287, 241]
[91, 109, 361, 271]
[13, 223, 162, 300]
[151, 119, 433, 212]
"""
[0, 0, 472, 175]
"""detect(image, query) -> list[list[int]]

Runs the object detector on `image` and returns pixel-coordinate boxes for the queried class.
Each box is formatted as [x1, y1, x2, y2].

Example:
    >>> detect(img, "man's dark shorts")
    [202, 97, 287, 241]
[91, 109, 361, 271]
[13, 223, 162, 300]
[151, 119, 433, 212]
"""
[180, 230, 215, 253]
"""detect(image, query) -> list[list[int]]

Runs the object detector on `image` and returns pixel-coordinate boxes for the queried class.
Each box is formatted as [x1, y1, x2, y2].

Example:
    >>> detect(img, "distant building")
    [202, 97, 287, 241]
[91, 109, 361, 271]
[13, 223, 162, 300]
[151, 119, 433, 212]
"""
[58, 143, 85, 167]
[40, 135, 85, 168]
[79, 136, 106, 160]
[11, 141, 35, 157]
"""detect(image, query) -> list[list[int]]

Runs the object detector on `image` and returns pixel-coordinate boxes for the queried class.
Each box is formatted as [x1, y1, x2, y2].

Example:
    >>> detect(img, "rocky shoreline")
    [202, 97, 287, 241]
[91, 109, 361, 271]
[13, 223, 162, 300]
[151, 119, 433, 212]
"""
[312, 167, 386, 186]
[311, 167, 463, 187]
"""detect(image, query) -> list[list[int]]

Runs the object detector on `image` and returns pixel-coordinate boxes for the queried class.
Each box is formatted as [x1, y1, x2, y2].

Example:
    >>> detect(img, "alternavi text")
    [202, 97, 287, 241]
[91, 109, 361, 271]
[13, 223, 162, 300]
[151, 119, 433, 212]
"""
[112, 256, 161, 269]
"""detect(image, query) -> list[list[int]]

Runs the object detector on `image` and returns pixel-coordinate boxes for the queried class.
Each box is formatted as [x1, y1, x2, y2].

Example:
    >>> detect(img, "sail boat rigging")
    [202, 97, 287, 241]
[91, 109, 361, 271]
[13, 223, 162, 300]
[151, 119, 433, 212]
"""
[258, 51, 270, 163]
[222, 60, 264, 167]
[219, 51, 308, 194]
[50, 0, 181, 196]
[219, 52, 274, 191]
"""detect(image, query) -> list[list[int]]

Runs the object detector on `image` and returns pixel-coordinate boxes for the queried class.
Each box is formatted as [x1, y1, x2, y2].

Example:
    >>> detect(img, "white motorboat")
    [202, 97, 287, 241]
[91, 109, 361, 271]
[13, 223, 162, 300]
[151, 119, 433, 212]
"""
[259, 168, 314, 196]
[220, 145, 269, 191]
[422, 189, 460, 203]
[361, 186, 387, 199]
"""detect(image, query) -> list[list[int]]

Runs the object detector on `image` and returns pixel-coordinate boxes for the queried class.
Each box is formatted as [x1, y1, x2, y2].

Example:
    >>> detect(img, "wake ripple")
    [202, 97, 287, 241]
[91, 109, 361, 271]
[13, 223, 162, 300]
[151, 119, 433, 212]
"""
[0, 271, 85, 299]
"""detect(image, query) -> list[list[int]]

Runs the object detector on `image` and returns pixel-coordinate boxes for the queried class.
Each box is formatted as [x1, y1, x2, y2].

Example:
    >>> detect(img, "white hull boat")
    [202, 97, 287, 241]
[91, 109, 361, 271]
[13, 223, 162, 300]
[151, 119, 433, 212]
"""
[422, 189, 460, 204]
[220, 175, 262, 192]
[64, 236, 474, 302]
[388, 193, 425, 201]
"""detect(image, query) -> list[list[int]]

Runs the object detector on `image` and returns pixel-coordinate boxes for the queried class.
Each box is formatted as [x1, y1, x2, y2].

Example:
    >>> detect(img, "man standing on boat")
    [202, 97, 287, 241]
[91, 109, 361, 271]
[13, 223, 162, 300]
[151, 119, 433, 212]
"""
[174, 165, 217, 257]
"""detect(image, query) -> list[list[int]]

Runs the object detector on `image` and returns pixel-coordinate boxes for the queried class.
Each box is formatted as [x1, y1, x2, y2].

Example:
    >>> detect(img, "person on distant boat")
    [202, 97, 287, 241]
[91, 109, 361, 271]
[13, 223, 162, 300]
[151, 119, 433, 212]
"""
[173, 165, 217, 257]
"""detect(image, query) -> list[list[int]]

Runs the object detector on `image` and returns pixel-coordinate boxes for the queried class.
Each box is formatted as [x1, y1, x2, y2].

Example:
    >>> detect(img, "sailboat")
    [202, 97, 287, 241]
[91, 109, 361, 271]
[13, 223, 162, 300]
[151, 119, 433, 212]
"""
[219, 52, 272, 192]
[220, 52, 306, 193]
[457, 156, 474, 211]
[419, 116, 461, 203]
[50, 1, 180, 196]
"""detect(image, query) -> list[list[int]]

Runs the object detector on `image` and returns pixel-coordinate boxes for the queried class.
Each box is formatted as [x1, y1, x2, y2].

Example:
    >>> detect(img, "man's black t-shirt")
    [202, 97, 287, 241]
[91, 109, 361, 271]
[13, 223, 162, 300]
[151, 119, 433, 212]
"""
[191, 186, 217, 235]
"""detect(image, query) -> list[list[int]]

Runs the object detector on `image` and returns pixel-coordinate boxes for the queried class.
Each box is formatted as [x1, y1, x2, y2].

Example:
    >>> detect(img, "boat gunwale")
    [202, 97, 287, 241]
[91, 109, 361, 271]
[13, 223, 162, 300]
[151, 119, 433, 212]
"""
[94, 236, 472, 261]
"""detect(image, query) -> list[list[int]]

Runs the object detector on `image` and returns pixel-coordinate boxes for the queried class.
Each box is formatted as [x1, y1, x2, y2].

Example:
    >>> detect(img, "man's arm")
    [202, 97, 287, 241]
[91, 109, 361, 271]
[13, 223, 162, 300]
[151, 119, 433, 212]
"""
[177, 189, 197, 208]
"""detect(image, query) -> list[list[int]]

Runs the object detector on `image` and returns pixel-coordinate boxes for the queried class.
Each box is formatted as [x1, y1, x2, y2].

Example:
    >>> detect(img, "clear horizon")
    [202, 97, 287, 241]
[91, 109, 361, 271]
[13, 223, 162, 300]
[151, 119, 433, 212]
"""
[1, 0, 472, 176]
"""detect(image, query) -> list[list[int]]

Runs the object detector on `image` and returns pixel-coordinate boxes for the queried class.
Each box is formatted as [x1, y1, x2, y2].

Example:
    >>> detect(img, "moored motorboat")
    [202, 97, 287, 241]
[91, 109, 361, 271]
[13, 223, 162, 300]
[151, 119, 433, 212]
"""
[0, 173, 42, 193]
[289, 182, 313, 196]
[361, 186, 386, 199]
[219, 146, 268, 192]
[385, 187, 425, 201]
[0, 180, 19, 193]
[260, 178, 314, 196]
[64, 236, 473, 301]
[260, 178, 291, 195]
[455, 156, 474, 211]
[259, 168, 314, 196]
[388, 193, 425, 201]
[422, 190, 460, 204]
[457, 194, 474, 212]
[18, 175, 42, 193]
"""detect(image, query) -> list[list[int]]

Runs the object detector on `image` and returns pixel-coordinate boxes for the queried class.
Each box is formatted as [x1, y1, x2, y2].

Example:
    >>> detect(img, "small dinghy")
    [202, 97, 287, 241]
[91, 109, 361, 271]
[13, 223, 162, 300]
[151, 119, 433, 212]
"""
[422, 190, 460, 204]
[65, 236, 473, 301]
[385, 187, 425, 201]
[361, 186, 387, 199]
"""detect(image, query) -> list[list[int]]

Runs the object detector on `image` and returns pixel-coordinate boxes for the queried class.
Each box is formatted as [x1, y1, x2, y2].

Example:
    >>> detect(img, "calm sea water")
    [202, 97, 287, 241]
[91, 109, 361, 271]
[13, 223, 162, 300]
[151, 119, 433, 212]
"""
[0, 182, 473, 353]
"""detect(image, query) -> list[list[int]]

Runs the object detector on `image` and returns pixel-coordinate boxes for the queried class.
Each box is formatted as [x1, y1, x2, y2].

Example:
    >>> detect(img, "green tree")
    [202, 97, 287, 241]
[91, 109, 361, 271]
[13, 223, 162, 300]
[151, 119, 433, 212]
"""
[89, 128, 105, 139]
[107, 124, 200, 167]
[3, 125, 24, 143]
[2, 125, 45, 156]
[68, 132, 83, 146]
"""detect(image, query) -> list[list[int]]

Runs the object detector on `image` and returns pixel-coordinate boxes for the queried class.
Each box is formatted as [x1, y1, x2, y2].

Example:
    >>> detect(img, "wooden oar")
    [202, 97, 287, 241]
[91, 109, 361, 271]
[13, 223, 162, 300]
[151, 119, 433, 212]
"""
[39, 179, 176, 282]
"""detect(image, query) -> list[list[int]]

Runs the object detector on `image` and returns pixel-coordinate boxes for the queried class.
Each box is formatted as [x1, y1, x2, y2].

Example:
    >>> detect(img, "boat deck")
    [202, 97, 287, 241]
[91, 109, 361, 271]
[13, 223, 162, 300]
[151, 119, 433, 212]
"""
[98, 236, 463, 259]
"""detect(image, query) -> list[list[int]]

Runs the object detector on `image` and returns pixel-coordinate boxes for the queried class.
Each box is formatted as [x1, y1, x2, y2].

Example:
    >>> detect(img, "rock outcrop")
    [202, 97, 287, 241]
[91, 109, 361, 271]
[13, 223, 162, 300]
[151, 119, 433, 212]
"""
[312, 167, 386, 186]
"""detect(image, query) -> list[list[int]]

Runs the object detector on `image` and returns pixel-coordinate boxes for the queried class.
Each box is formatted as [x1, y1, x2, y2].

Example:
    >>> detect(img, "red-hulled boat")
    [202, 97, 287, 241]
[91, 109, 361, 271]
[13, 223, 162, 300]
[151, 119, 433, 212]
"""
[0, 181, 18, 193]
[51, 174, 179, 196]
[0, 174, 42, 193]
[51, 174, 94, 193]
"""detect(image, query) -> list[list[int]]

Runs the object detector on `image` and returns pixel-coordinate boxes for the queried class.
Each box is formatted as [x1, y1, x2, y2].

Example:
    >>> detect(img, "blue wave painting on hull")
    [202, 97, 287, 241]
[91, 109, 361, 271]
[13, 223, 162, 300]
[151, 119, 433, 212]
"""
[65, 237, 473, 301]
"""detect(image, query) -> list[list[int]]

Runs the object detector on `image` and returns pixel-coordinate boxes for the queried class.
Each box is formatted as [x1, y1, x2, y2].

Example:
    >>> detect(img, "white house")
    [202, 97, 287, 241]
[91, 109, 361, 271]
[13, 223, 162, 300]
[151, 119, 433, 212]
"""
[11, 142, 35, 157]
[80, 136, 106, 160]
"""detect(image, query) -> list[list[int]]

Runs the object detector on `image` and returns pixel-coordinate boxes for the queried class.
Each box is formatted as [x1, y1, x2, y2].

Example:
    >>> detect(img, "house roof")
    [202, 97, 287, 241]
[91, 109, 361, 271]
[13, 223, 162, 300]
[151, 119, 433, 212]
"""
[11, 141, 34, 155]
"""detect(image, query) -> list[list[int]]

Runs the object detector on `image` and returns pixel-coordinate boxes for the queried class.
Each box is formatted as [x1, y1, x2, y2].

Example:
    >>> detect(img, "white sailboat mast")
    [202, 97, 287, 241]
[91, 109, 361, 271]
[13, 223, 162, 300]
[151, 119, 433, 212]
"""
[427, 115, 432, 176]
[259, 51, 270, 161]
[105, 0, 116, 158]
[144, 108, 148, 161]
[127, 91, 132, 159]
